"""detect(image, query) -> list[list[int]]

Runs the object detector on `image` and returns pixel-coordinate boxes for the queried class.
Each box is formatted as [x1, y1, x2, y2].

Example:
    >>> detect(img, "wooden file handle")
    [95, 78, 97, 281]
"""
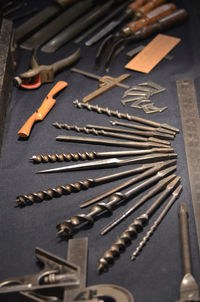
[123, 3, 176, 35]
[18, 81, 67, 138]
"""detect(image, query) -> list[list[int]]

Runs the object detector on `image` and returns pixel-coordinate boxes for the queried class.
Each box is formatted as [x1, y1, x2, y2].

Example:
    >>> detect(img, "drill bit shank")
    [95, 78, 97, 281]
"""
[97, 176, 181, 273]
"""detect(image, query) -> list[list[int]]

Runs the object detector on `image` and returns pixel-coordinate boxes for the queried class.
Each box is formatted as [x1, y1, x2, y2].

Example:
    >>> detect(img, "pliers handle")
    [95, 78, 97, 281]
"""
[14, 48, 81, 89]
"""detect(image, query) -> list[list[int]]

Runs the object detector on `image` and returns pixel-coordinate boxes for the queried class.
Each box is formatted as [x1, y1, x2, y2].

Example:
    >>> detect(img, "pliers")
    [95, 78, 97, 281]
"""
[14, 48, 81, 89]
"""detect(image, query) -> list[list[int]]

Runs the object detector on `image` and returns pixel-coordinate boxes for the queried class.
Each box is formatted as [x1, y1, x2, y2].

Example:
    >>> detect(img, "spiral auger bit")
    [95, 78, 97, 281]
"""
[97, 176, 181, 273]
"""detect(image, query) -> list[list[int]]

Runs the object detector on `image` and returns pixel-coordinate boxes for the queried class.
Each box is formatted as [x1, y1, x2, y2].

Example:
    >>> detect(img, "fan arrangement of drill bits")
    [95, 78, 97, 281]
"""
[16, 98, 182, 273]
[121, 81, 168, 114]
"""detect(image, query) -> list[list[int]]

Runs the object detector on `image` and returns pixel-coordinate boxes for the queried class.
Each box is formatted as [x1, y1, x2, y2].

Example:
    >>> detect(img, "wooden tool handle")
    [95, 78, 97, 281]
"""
[137, 0, 167, 16]
[128, 0, 148, 12]
[18, 81, 67, 138]
[123, 3, 176, 35]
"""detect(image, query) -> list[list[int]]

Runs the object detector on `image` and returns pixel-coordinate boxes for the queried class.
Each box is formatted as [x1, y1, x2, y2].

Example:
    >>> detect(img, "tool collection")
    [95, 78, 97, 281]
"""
[1, 1, 199, 302]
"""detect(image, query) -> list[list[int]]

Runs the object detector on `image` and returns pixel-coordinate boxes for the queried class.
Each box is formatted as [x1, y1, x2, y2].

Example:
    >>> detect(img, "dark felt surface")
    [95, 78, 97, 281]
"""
[0, 0, 200, 301]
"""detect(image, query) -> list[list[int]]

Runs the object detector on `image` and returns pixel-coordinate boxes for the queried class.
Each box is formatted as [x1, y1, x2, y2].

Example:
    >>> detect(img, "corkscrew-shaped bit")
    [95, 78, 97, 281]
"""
[130, 185, 182, 261]
[53, 122, 172, 144]
[73, 100, 179, 133]
[30, 147, 174, 164]
[15, 162, 154, 207]
[56, 164, 176, 237]
[86, 123, 174, 141]
[100, 175, 179, 235]
[36, 153, 176, 174]
[97, 176, 181, 273]
[80, 159, 176, 208]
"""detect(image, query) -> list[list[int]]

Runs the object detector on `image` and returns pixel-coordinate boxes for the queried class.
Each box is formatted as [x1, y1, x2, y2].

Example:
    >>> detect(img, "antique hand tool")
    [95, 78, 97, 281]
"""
[86, 0, 165, 46]
[30, 147, 174, 163]
[15, 0, 80, 43]
[16, 162, 155, 207]
[101, 175, 181, 235]
[53, 122, 170, 145]
[80, 161, 176, 208]
[97, 8, 187, 72]
[97, 176, 180, 272]
[110, 120, 176, 136]
[175, 203, 200, 302]
[18, 81, 67, 138]
[36, 153, 176, 174]
[56, 135, 171, 149]
[176, 79, 200, 254]
[86, 123, 174, 140]
[0, 246, 80, 294]
[73, 100, 179, 133]
[71, 68, 130, 103]
[19, 0, 95, 48]
[14, 48, 80, 89]
[41, 0, 116, 53]
[130, 185, 182, 260]
[0, 237, 134, 302]
[56, 165, 176, 237]
[96, 3, 176, 70]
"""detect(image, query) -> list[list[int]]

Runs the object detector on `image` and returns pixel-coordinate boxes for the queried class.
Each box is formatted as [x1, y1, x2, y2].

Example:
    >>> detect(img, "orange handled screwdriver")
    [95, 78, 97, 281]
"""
[18, 81, 67, 138]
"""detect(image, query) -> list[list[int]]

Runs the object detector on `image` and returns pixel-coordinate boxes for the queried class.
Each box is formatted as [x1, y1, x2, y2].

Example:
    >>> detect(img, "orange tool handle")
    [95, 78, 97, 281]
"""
[136, 0, 167, 18]
[122, 3, 177, 35]
[128, 0, 148, 12]
[18, 81, 67, 138]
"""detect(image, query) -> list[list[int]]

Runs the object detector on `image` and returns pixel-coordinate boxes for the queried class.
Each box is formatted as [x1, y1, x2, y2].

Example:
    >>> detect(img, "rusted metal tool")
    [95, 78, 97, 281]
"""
[14, 48, 80, 89]
[130, 185, 182, 260]
[96, 7, 187, 72]
[56, 135, 171, 149]
[175, 203, 200, 302]
[30, 147, 174, 164]
[96, 3, 176, 71]
[110, 120, 176, 136]
[101, 175, 180, 235]
[56, 165, 176, 237]
[18, 81, 67, 138]
[85, 0, 151, 46]
[16, 162, 155, 207]
[73, 100, 179, 133]
[53, 122, 170, 145]
[80, 160, 176, 208]
[97, 176, 180, 272]
[71, 68, 130, 103]
[36, 153, 176, 174]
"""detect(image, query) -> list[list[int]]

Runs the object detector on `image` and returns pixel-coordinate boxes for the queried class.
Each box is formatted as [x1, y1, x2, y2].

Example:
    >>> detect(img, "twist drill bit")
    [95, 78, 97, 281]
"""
[56, 135, 171, 150]
[86, 123, 174, 141]
[37, 153, 177, 174]
[16, 163, 154, 207]
[97, 176, 181, 273]
[53, 122, 173, 142]
[30, 147, 174, 164]
[110, 120, 176, 136]
[80, 159, 176, 208]
[130, 185, 182, 261]
[73, 100, 179, 133]
[101, 175, 180, 235]
[56, 165, 176, 237]
[53, 122, 170, 145]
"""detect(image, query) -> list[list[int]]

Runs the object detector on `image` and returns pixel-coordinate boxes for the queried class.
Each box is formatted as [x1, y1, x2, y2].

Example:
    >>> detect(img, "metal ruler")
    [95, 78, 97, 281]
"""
[176, 79, 200, 251]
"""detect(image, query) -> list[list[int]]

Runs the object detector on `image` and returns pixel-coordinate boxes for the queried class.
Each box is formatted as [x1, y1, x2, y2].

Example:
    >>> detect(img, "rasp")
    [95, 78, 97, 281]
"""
[41, 0, 115, 53]
[15, 0, 78, 43]
[21, 0, 95, 50]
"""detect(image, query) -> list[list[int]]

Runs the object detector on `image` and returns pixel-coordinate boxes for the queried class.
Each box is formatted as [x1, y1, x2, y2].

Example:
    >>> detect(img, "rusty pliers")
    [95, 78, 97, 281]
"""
[14, 48, 81, 89]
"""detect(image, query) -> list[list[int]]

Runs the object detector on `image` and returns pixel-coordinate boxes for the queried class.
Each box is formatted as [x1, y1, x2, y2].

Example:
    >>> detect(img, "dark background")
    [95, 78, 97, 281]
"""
[0, 0, 200, 301]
